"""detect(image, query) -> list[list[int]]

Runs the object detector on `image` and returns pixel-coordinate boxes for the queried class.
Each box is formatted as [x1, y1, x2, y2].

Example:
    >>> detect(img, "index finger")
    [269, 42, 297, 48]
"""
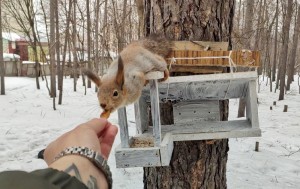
[84, 118, 110, 134]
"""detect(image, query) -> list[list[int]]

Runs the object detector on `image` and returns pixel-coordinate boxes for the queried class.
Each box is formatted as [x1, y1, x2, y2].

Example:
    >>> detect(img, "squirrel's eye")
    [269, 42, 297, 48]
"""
[113, 90, 119, 97]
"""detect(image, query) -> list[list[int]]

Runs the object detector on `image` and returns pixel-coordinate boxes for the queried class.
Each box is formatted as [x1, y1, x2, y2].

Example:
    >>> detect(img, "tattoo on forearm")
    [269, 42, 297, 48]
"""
[65, 163, 99, 189]
[87, 175, 99, 189]
[65, 163, 82, 181]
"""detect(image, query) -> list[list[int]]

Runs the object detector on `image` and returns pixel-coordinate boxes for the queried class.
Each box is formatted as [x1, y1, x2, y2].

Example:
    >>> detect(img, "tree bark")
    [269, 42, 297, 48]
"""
[279, 0, 293, 100]
[56, 0, 61, 98]
[287, 5, 300, 90]
[94, 0, 100, 81]
[28, 1, 41, 90]
[272, 0, 279, 82]
[87, 0, 92, 88]
[72, 0, 78, 92]
[0, 0, 5, 95]
[143, 0, 233, 188]
[100, 0, 108, 76]
[50, 0, 56, 110]
[254, 0, 263, 50]
[135, 0, 144, 38]
[243, 0, 254, 49]
[59, 0, 73, 105]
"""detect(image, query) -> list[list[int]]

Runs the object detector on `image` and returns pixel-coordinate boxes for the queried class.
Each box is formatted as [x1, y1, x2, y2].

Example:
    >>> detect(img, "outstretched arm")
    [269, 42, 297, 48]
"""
[44, 118, 118, 189]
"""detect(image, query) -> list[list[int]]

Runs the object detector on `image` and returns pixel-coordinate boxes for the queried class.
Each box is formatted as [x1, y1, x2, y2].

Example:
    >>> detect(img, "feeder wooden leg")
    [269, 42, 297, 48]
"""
[246, 80, 259, 128]
[118, 107, 130, 148]
[149, 79, 161, 146]
[134, 97, 148, 134]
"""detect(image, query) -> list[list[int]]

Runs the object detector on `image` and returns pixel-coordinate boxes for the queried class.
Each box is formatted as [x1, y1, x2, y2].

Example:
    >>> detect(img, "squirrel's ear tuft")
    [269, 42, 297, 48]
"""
[84, 70, 101, 87]
[116, 55, 124, 90]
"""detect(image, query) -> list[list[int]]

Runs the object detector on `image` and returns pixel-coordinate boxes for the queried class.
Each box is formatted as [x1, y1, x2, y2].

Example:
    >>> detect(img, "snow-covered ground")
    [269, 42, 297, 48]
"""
[0, 75, 299, 188]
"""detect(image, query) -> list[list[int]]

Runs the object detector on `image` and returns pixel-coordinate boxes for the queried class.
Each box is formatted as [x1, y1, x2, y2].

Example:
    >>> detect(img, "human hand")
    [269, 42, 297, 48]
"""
[43, 118, 118, 165]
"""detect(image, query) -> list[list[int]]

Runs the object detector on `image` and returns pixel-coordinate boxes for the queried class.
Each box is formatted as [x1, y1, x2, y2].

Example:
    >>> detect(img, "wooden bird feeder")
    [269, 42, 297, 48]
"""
[114, 41, 261, 168]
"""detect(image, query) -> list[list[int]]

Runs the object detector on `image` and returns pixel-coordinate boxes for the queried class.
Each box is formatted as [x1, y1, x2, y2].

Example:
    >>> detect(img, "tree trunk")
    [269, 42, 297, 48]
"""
[100, 0, 108, 76]
[243, 0, 254, 49]
[29, 2, 41, 90]
[87, 0, 92, 88]
[94, 0, 100, 82]
[56, 0, 61, 98]
[50, 0, 56, 110]
[59, 1, 73, 105]
[135, 0, 144, 38]
[72, 0, 78, 92]
[237, 0, 242, 31]
[272, 0, 279, 82]
[0, 0, 5, 95]
[287, 5, 300, 90]
[118, 0, 128, 52]
[143, 0, 233, 188]
[279, 0, 293, 100]
[254, 0, 263, 50]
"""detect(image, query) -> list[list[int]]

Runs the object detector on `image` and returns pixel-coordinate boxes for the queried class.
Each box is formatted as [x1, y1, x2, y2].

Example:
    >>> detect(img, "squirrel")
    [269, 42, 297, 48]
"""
[85, 34, 173, 118]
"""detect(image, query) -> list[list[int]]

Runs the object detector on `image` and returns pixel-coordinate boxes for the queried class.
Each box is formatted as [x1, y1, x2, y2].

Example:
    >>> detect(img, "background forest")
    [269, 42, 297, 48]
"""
[1, 0, 300, 104]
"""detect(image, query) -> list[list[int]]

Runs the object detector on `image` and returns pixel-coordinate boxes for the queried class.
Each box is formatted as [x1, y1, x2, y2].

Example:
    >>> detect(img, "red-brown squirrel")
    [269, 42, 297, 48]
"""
[85, 35, 173, 118]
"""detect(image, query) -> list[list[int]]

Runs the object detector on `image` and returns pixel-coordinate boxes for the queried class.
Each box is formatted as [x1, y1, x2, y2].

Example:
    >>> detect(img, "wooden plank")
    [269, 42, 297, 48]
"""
[118, 108, 130, 148]
[169, 65, 224, 74]
[166, 50, 260, 68]
[172, 41, 229, 51]
[130, 136, 154, 147]
[173, 100, 220, 124]
[246, 80, 259, 128]
[163, 71, 257, 83]
[186, 50, 192, 64]
[142, 72, 255, 102]
[160, 133, 173, 166]
[171, 128, 261, 141]
[163, 120, 253, 134]
[144, 120, 261, 141]
[134, 102, 142, 134]
[134, 97, 148, 134]
[115, 145, 161, 168]
[149, 79, 161, 146]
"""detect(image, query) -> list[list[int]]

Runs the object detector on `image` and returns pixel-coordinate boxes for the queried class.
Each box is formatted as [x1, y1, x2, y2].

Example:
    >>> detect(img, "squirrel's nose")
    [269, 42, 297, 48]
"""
[100, 103, 106, 109]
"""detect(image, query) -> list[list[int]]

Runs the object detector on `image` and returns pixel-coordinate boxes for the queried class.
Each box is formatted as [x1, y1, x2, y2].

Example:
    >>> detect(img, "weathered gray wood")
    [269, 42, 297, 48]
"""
[134, 102, 142, 133]
[115, 145, 161, 167]
[134, 96, 149, 134]
[142, 80, 249, 102]
[118, 107, 130, 148]
[171, 128, 261, 141]
[142, 72, 257, 102]
[114, 71, 261, 169]
[159, 133, 173, 166]
[173, 100, 220, 124]
[145, 120, 261, 140]
[246, 80, 259, 128]
[145, 71, 164, 80]
[163, 71, 257, 83]
[149, 79, 161, 146]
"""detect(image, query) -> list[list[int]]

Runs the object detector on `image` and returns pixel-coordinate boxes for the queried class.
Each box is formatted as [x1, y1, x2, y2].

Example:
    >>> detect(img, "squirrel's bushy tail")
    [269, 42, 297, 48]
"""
[140, 34, 173, 58]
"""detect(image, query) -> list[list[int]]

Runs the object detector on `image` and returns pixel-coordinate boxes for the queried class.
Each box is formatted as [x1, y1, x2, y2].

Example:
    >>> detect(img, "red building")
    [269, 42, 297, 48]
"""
[2, 32, 29, 61]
